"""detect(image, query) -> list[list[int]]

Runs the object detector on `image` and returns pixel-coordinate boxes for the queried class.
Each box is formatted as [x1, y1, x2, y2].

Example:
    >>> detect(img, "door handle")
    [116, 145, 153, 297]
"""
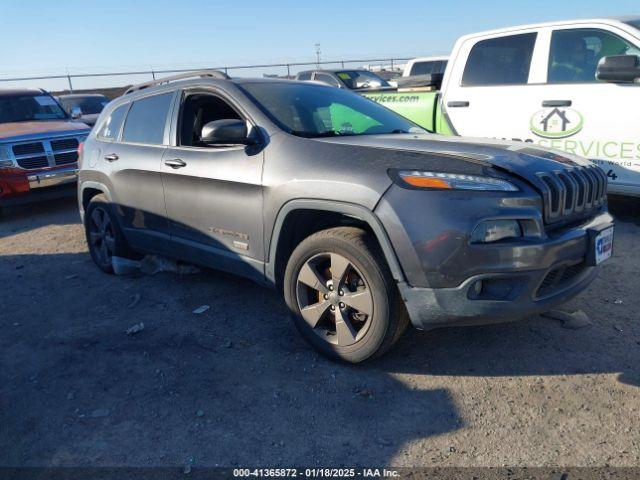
[542, 100, 572, 107]
[164, 158, 187, 169]
[447, 101, 470, 108]
[104, 153, 119, 162]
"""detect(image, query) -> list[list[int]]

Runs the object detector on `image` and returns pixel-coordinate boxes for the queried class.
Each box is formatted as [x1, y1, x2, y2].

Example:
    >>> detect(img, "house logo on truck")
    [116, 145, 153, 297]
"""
[530, 108, 584, 139]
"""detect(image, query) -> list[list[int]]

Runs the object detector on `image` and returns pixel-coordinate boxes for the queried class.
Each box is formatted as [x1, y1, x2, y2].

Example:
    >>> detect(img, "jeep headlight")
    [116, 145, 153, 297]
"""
[395, 170, 518, 192]
[471, 220, 522, 243]
[0, 145, 13, 168]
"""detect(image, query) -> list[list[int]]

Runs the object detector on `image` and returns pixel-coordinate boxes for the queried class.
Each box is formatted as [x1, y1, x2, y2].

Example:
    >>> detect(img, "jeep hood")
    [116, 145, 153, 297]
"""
[0, 120, 90, 143]
[316, 133, 594, 178]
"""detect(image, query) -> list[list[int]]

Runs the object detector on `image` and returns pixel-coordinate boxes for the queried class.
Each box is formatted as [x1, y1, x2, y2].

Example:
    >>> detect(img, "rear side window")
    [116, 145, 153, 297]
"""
[121, 92, 173, 145]
[462, 33, 537, 86]
[410, 61, 446, 76]
[97, 103, 128, 140]
[297, 72, 312, 80]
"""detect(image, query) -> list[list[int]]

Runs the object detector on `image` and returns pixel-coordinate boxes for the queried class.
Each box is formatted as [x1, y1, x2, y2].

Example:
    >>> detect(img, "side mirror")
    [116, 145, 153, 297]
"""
[596, 55, 640, 83]
[70, 106, 83, 120]
[200, 119, 253, 145]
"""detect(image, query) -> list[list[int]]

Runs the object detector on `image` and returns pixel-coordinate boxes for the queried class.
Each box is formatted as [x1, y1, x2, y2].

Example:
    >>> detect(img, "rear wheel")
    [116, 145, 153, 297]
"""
[284, 227, 409, 363]
[84, 194, 133, 274]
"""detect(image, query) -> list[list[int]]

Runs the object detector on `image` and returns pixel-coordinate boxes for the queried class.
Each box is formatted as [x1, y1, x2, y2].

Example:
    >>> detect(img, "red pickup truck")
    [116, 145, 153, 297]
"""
[0, 89, 90, 213]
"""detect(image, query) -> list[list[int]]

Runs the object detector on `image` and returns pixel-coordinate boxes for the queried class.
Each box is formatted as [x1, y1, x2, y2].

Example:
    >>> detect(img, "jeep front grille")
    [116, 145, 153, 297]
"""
[536, 166, 607, 225]
[11, 136, 82, 170]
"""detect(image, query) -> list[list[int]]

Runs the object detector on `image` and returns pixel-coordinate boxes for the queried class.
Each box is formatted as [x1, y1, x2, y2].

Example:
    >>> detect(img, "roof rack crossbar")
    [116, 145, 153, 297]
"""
[124, 70, 230, 95]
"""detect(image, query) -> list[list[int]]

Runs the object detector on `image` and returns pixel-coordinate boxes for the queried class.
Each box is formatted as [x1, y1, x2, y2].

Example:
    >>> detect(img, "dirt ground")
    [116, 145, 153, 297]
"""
[1, 196, 639, 468]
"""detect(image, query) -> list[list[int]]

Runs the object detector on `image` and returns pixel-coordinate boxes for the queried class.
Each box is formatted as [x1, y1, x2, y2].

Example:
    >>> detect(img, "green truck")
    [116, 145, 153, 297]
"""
[362, 88, 455, 136]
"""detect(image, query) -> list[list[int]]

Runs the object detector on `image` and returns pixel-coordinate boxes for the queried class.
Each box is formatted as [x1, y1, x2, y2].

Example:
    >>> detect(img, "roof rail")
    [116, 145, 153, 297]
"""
[124, 70, 230, 95]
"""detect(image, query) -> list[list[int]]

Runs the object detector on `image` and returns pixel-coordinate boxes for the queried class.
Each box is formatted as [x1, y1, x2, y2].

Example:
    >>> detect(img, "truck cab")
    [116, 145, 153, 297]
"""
[56, 93, 110, 127]
[402, 56, 449, 77]
[441, 17, 640, 196]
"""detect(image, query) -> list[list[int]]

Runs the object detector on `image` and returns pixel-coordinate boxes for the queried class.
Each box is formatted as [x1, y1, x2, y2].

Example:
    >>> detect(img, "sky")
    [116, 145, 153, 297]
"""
[1, 0, 639, 90]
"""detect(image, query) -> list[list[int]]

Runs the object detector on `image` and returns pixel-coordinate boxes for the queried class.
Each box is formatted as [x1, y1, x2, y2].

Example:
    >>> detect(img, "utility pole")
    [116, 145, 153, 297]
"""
[315, 43, 321, 68]
[66, 68, 73, 92]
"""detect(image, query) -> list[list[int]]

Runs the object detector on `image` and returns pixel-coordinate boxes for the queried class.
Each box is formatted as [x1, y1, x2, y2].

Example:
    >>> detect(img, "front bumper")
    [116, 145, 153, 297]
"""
[398, 209, 613, 330]
[0, 166, 77, 207]
[398, 262, 599, 330]
[375, 185, 614, 330]
[26, 166, 77, 190]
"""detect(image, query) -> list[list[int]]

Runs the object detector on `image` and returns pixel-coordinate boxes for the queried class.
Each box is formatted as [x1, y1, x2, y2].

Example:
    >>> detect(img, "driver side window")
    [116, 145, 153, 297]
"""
[179, 92, 243, 147]
[548, 28, 640, 83]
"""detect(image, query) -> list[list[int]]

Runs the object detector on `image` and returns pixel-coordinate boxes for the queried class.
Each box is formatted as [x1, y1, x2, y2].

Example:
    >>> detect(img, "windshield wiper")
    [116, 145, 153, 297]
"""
[290, 130, 351, 138]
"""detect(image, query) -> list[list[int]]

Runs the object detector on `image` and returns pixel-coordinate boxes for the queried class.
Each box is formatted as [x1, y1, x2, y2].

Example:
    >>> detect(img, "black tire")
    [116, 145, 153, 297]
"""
[84, 194, 134, 274]
[284, 227, 409, 363]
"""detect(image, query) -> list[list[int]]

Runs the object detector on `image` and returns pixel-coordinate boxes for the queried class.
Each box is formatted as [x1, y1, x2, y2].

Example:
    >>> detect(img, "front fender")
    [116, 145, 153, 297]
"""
[265, 199, 406, 285]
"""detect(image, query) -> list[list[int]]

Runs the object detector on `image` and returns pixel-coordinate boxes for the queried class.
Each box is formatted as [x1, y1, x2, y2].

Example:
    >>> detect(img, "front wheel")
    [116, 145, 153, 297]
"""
[284, 227, 409, 363]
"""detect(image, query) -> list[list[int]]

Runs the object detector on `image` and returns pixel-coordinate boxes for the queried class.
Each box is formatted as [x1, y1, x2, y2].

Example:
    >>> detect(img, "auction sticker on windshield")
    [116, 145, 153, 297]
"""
[595, 227, 614, 265]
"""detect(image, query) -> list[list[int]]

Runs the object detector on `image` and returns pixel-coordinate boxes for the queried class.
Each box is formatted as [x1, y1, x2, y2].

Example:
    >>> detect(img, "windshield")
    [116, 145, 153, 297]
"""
[0, 94, 67, 123]
[58, 96, 109, 115]
[241, 82, 426, 138]
[335, 70, 390, 89]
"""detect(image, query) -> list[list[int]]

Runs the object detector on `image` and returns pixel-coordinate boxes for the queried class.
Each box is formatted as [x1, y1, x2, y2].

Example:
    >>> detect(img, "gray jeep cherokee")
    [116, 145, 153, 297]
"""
[78, 71, 614, 363]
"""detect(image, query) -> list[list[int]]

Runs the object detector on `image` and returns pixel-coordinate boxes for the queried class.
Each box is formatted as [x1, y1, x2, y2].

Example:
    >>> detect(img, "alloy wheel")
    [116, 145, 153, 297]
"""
[88, 207, 116, 266]
[295, 252, 374, 346]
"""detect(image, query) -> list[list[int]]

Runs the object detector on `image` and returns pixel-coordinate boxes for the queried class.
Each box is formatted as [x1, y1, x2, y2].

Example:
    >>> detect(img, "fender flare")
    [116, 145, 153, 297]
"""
[265, 199, 406, 284]
[78, 181, 113, 220]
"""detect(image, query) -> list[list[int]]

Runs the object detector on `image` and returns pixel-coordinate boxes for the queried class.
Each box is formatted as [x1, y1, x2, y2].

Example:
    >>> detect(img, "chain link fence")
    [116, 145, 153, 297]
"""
[0, 57, 412, 95]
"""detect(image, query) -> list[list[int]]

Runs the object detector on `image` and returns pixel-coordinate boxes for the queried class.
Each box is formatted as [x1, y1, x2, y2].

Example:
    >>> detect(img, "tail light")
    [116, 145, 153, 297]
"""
[77, 141, 85, 157]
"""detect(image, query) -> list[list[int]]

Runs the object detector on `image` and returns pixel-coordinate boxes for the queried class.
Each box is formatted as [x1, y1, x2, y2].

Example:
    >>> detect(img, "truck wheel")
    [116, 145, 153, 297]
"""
[84, 194, 133, 274]
[284, 227, 409, 363]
